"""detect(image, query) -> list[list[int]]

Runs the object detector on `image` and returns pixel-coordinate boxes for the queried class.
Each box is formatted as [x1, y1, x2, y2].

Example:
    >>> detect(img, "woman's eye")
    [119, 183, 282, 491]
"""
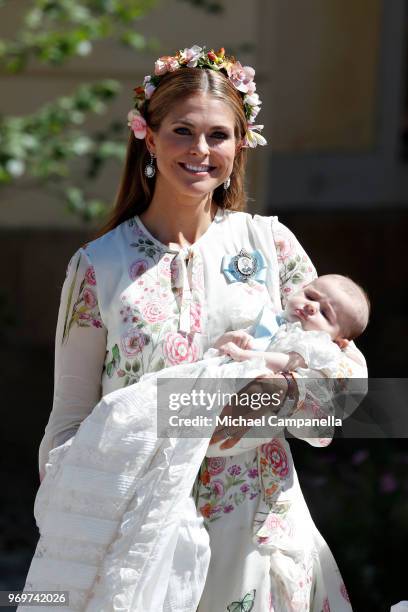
[174, 127, 191, 135]
[211, 131, 228, 139]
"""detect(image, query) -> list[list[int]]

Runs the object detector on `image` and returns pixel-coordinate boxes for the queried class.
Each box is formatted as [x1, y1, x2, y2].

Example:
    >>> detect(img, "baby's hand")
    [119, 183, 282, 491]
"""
[213, 329, 253, 351]
[218, 342, 250, 362]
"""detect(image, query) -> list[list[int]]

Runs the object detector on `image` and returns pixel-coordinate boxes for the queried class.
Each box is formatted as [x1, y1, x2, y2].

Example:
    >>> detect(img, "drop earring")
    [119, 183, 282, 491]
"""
[144, 153, 156, 178]
[223, 176, 231, 190]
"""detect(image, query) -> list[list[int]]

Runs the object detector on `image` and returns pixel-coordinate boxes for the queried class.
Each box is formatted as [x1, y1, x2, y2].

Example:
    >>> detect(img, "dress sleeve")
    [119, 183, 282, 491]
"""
[271, 219, 368, 446]
[38, 246, 107, 481]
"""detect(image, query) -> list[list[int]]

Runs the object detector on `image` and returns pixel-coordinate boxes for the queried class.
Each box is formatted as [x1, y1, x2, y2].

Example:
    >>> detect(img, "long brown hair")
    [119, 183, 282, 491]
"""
[93, 67, 248, 239]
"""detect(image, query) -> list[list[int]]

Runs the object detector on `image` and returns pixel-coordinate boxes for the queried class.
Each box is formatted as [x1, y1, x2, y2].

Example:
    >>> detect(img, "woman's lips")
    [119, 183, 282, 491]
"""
[178, 162, 216, 176]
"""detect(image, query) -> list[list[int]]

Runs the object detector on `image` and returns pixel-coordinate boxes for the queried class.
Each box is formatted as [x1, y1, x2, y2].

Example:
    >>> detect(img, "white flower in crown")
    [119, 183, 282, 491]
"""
[179, 45, 203, 67]
[244, 124, 267, 148]
[143, 75, 156, 99]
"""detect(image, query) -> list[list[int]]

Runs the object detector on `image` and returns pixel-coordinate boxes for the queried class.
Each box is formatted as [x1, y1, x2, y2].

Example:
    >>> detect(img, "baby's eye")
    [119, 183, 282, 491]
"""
[321, 310, 328, 320]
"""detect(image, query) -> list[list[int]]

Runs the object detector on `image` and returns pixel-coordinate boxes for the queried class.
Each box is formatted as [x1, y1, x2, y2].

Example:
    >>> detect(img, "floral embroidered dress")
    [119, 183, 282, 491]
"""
[33, 208, 365, 611]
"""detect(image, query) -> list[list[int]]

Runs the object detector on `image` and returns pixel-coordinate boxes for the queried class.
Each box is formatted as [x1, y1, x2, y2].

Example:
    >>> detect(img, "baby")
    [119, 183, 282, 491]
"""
[206, 274, 370, 455]
[214, 273, 370, 374]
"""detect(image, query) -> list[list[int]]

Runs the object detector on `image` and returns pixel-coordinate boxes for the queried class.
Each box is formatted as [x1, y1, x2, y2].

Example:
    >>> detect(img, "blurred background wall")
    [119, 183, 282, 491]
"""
[1, 1, 407, 610]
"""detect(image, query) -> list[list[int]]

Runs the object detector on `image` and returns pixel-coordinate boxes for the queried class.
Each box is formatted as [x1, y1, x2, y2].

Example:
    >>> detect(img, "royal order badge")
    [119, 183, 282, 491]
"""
[231, 248, 258, 281]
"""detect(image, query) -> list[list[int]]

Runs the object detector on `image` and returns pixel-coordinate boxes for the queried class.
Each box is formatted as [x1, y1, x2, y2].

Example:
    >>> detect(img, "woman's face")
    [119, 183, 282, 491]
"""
[146, 92, 240, 202]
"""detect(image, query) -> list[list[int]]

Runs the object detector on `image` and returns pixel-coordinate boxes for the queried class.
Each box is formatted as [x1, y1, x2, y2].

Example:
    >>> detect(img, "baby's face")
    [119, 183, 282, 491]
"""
[283, 277, 354, 340]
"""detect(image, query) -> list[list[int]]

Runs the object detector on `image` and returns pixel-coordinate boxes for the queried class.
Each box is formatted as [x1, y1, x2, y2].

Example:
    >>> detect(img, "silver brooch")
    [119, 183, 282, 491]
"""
[231, 248, 258, 281]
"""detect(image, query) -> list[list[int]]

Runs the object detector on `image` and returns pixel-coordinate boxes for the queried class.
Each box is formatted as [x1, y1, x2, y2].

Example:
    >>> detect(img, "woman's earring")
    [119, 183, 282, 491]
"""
[144, 153, 156, 178]
[223, 176, 231, 190]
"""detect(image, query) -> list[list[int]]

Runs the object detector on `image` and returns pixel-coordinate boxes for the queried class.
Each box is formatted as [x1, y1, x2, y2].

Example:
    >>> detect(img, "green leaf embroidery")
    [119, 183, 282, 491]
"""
[112, 343, 120, 364]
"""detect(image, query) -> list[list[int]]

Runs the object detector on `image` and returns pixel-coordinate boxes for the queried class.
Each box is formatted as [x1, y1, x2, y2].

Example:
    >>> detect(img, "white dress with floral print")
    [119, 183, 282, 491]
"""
[30, 208, 365, 611]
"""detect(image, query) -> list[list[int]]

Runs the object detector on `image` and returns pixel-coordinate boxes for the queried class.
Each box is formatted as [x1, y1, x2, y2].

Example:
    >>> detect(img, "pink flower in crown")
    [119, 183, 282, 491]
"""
[163, 332, 199, 365]
[143, 75, 156, 99]
[129, 259, 148, 281]
[260, 440, 290, 479]
[127, 109, 147, 139]
[121, 327, 148, 356]
[85, 266, 96, 286]
[141, 298, 167, 323]
[179, 45, 203, 67]
[206, 456, 226, 475]
[227, 61, 255, 93]
[83, 288, 97, 309]
[274, 232, 294, 261]
[154, 55, 180, 75]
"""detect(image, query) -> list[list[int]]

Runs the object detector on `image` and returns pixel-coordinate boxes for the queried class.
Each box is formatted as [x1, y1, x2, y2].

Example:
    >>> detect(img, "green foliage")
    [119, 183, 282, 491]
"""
[0, 0, 247, 221]
[0, 0, 157, 71]
[0, 0, 158, 221]
[176, 0, 224, 14]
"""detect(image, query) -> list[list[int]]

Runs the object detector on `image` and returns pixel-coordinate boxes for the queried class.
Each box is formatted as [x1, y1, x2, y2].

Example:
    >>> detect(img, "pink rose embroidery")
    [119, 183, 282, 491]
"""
[121, 327, 148, 356]
[85, 266, 96, 286]
[260, 440, 290, 479]
[274, 232, 294, 262]
[207, 456, 226, 475]
[210, 479, 225, 498]
[129, 259, 148, 281]
[163, 332, 199, 365]
[82, 288, 97, 309]
[141, 299, 167, 323]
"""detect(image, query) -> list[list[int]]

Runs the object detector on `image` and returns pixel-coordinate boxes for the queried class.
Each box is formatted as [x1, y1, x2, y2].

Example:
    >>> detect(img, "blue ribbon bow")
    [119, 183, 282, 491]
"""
[250, 307, 286, 351]
[221, 249, 267, 284]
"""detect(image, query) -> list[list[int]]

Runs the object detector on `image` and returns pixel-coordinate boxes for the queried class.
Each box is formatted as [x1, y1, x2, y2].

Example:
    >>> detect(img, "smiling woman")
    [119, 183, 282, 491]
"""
[95, 64, 250, 242]
[20, 45, 368, 612]
[144, 94, 239, 217]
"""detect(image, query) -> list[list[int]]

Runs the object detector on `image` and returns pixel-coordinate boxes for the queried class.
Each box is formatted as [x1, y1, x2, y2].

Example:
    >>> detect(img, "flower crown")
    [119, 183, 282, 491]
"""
[127, 45, 267, 148]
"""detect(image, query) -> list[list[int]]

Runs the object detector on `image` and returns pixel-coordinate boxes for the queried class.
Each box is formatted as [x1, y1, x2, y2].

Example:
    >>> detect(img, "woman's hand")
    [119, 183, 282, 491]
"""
[209, 373, 289, 450]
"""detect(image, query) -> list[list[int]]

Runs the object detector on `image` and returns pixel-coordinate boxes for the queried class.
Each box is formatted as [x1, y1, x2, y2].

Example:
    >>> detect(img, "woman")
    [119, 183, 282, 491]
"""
[27, 46, 366, 611]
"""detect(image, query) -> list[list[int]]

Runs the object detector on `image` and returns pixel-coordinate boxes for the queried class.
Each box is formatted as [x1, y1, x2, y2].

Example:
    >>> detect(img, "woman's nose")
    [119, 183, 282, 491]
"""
[190, 134, 209, 155]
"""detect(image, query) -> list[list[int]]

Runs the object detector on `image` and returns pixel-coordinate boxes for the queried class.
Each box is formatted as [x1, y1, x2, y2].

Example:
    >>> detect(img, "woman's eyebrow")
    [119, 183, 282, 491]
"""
[170, 119, 231, 130]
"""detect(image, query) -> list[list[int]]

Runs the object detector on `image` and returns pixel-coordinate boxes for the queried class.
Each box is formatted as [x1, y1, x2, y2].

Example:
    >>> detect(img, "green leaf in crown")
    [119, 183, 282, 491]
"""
[226, 589, 256, 612]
